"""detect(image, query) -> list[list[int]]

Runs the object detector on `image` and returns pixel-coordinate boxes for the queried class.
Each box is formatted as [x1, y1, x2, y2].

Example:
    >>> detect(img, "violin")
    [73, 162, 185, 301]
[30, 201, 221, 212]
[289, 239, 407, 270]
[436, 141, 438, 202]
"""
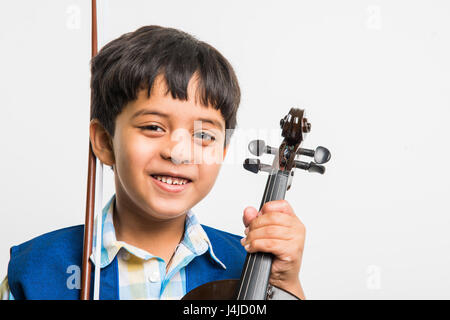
[182, 108, 331, 300]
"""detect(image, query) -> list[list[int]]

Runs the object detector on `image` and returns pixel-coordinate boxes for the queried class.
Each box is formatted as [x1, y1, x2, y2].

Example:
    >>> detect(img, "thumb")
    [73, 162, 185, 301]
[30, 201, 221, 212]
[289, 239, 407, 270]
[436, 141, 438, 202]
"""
[243, 206, 259, 227]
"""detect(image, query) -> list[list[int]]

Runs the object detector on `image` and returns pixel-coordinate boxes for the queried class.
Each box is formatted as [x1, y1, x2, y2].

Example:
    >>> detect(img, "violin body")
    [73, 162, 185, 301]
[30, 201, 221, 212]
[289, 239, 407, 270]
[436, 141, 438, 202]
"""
[182, 279, 300, 300]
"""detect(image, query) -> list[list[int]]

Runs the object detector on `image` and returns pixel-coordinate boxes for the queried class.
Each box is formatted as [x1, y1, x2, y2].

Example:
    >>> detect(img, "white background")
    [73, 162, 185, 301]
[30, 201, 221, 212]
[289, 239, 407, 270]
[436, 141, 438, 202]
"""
[1, 0, 449, 299]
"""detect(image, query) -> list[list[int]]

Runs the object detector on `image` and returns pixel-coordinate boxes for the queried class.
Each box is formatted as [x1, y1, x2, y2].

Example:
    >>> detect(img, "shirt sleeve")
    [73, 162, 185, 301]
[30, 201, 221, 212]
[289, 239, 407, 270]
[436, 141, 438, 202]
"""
[0, 276, 14, 300]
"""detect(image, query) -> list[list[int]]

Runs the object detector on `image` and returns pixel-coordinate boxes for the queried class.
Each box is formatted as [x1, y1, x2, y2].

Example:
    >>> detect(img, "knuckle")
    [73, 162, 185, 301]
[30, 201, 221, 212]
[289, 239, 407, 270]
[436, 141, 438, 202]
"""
[267, 211, 280, 222]
[281, 199, 290, 209]
[265, 226, 278, 237]
[265, 239, 276, 250]
[249, 218, 259, 230]
[266, 209, 277, 217]
[261, 202, 271, 214]
[249, 239, 259, 250]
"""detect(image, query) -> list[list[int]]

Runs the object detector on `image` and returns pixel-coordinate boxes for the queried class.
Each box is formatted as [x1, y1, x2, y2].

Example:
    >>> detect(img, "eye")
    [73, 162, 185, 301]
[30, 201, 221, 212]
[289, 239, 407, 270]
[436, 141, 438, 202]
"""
[194, 131, 216, 142]
[139, 125, 164, 132]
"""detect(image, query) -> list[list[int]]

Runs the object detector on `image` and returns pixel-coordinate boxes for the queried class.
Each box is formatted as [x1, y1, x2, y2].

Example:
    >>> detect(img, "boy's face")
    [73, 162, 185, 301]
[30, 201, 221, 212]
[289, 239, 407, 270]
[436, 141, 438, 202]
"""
[105, 75, 228, 221]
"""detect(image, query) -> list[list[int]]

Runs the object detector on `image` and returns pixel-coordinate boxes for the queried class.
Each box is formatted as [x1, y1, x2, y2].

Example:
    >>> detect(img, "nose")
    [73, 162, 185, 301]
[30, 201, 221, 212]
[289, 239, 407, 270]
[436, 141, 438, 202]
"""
[171, 153, 190, 165]
[161, 129, 192, 165]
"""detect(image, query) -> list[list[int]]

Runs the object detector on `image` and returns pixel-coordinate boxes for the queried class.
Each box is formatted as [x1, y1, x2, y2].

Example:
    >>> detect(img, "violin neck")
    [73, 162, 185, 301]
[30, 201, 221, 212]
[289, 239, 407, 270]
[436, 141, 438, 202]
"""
[236, 170, 289, 300]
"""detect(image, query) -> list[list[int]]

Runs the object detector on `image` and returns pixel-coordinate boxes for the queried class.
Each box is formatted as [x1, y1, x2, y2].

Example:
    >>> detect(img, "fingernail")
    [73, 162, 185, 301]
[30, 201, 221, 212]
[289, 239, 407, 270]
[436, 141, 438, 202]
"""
[240, 237, 246, 245]
[244, 227, 249, 235]
[244, 244, 250, 251]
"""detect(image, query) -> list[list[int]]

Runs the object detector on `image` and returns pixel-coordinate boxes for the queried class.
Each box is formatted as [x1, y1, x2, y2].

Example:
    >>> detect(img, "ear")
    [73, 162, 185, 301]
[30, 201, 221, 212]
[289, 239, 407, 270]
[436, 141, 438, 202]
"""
[89, 119, 115, 167]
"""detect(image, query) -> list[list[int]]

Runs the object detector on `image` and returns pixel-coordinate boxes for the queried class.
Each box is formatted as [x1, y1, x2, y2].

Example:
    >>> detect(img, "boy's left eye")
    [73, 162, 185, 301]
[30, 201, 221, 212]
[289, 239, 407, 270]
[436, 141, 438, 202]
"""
[194, 131, 216, 142]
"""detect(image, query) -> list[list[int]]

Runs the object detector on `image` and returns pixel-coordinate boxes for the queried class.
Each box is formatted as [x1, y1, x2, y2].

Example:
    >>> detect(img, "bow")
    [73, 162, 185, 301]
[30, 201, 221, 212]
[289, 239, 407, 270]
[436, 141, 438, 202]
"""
[80, 0, 101, 300]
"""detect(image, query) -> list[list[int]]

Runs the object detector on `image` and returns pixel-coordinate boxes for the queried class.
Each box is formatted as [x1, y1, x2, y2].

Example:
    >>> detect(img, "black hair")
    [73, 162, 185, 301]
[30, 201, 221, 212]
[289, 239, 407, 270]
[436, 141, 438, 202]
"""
[90, 25, 241, 145]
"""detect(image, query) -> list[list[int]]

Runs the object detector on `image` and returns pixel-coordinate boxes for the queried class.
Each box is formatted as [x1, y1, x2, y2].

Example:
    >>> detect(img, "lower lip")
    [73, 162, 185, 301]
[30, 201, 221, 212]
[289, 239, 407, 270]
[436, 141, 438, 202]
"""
[150, 175, 192, 193]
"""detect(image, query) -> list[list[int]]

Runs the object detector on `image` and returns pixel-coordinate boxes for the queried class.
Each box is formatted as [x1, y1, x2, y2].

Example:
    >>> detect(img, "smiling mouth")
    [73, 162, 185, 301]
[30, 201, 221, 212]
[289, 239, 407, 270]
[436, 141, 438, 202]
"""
[150, 174, 192, 186]
[149, 175, 192, 194]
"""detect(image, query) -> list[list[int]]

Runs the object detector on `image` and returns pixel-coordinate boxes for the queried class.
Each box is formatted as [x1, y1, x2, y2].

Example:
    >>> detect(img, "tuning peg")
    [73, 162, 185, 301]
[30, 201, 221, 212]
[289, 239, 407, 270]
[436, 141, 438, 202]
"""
[294, 160, 326, 174]
[313, 146, 331, 164]
[248, 140, 278, 156]
[243, 158, 260, 173]
[248, 140, 266, 156]
[243, 158, 273, 174]
[296, 146, 331, 164]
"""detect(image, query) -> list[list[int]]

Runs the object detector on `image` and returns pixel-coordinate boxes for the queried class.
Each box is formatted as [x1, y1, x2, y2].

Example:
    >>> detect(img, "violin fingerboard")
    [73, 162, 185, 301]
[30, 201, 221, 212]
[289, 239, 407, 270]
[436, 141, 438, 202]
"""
[237, 170, 289, 300]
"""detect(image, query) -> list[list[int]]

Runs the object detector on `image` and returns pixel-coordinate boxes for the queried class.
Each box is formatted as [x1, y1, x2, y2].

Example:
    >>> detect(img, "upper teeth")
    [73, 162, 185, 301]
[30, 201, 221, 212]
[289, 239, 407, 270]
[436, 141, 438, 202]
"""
[154, 175, 189, 185]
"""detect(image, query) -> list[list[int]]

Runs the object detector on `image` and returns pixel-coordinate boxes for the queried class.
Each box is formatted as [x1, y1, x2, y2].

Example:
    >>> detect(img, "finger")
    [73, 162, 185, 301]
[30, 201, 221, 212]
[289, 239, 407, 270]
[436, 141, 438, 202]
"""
[260, 200, 295, 217]
[242, 206, 259, 227]
[243, 225, 293, 243]
[248, 211, 294, 231]
[241, 238, 290, 259]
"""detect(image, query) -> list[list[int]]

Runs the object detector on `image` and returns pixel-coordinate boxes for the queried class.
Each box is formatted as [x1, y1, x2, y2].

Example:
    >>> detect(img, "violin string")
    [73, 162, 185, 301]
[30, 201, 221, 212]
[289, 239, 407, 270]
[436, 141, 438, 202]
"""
[238, 169, 276, 299]
[237, 170, 272, 299]
[241, 245, 257, 299]
[237, 259, 249, 298]
[254, 170, 277, 299]
[258, 169, 279, 298]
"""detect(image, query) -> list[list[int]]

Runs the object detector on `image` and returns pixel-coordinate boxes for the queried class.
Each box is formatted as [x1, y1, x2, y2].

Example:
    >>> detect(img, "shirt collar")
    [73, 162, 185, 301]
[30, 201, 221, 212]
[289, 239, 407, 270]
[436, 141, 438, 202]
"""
[90, 194, 226, 270]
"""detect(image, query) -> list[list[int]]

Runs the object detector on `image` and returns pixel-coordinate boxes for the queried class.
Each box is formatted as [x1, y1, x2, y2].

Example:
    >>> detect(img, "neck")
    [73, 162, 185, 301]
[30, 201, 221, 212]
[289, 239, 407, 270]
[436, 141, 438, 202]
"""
[112, 195, 186, 263]
[237, 169, 289, 300]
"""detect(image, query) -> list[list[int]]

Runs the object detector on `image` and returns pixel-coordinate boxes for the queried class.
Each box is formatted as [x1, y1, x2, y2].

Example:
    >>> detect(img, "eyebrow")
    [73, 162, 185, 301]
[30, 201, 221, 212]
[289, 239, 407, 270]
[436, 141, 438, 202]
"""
[131, 109, 224, 131]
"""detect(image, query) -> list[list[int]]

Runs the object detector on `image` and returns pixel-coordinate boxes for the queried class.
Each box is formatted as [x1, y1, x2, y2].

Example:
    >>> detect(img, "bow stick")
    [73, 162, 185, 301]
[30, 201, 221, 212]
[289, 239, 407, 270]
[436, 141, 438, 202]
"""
[80, 0, 100, 300]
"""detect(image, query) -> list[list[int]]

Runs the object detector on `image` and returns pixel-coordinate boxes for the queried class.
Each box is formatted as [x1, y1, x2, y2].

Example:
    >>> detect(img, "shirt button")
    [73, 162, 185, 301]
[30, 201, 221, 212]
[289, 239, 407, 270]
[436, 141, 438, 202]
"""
[148, 271, 159, 283]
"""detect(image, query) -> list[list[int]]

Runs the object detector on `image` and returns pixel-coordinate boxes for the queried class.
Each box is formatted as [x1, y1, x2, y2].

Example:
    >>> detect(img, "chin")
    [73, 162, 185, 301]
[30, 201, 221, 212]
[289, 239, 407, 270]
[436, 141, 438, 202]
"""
[147, 202, 189, 220]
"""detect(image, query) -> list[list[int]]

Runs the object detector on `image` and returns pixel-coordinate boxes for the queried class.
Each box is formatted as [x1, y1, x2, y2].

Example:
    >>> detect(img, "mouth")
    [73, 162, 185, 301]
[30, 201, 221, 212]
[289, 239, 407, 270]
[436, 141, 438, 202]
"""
[150, 174, 192, 193]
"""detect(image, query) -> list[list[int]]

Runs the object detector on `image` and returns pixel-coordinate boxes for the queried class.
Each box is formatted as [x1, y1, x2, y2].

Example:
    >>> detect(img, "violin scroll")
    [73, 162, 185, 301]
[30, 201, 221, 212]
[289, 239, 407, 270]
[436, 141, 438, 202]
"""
[244, 108, 331, 190]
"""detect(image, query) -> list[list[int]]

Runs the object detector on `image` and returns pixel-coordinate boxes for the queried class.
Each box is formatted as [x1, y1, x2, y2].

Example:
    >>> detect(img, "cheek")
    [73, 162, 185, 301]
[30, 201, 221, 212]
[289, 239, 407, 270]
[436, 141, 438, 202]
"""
[198, 144, 225, 165]
[197, 163, 222, 194]
[116, 132, 155, 172]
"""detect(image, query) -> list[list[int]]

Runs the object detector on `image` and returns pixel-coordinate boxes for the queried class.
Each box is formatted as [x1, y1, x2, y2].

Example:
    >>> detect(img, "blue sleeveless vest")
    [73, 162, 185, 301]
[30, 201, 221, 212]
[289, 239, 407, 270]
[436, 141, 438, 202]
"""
[7, 224, 246, 300]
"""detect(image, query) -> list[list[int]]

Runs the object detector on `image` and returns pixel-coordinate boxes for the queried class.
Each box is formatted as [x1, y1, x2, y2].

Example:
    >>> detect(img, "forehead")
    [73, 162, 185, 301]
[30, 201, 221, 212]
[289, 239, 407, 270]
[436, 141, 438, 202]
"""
[123, 75, 225, 131]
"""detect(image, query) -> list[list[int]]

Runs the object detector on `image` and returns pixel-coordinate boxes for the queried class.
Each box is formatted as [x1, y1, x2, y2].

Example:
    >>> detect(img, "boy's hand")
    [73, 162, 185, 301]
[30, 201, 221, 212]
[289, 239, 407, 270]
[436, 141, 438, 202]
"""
[241, 200, 306, 300]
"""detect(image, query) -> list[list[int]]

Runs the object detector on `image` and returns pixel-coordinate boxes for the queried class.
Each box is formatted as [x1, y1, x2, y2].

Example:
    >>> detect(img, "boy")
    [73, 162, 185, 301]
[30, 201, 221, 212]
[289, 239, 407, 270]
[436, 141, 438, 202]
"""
[0, 25, 306, 300]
